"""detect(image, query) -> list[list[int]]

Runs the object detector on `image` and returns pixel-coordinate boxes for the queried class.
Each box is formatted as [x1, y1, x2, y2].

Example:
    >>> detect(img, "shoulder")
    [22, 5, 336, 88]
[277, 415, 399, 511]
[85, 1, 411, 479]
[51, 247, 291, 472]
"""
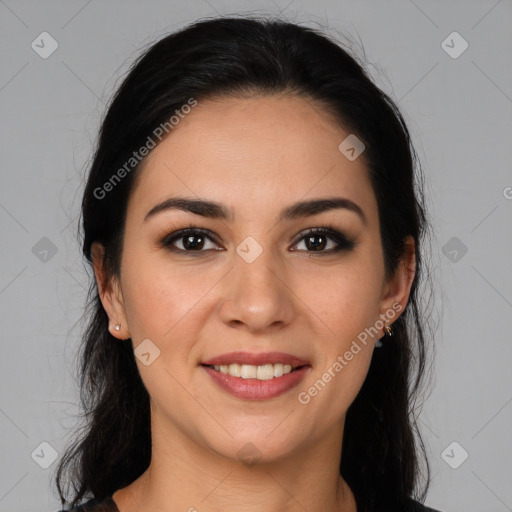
[407, 498, 443, 512]
[56, 496, 118, 512]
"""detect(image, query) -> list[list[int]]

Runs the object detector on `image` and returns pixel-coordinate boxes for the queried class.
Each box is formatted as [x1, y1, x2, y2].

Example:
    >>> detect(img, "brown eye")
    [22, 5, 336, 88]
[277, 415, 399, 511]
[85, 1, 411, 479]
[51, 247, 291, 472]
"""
[291, 228, 356, 254]
[162, 228, 222, 253]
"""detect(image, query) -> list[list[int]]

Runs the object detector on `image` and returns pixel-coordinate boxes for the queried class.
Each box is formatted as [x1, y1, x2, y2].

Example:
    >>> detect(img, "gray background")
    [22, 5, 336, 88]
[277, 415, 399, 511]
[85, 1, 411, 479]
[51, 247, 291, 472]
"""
[1, 1, 511, 511]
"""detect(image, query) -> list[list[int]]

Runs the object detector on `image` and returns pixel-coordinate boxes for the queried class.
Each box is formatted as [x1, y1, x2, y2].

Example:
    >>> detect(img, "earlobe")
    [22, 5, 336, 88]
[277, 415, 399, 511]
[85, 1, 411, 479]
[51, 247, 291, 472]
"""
[91, 242, 130, 340]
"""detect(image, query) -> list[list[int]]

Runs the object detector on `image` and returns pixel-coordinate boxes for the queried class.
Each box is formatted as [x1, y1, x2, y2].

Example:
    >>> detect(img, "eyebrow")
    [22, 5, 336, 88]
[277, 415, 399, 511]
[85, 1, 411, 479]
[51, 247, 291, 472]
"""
[144, 196, 366, 225]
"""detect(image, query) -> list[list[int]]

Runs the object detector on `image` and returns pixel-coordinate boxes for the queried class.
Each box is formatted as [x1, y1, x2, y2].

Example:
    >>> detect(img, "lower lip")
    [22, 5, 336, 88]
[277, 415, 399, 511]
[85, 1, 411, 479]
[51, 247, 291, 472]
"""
[201, 365, 311, 400]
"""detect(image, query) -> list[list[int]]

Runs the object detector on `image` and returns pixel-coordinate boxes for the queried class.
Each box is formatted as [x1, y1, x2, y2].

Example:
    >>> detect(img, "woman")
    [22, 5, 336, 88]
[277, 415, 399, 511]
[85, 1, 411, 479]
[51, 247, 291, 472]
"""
[55, 15, 440, 512]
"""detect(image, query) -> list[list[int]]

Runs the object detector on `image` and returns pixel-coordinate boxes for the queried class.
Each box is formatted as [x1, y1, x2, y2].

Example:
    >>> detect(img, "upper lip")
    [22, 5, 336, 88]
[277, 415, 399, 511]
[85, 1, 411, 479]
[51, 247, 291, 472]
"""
[201, 351, 310, 368]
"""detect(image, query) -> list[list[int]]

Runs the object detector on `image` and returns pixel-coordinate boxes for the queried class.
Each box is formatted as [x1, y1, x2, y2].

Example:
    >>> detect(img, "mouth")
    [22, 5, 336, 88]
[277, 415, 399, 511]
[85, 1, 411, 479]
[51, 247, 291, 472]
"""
[201, 362, 309, 380]
[201, 351, 310, 380]
[200, 351, 311, 397]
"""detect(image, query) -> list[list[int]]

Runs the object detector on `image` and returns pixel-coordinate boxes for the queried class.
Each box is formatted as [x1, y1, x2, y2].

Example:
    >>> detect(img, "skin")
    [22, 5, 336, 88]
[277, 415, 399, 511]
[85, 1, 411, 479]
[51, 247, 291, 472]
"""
[92, 94, 416, 512]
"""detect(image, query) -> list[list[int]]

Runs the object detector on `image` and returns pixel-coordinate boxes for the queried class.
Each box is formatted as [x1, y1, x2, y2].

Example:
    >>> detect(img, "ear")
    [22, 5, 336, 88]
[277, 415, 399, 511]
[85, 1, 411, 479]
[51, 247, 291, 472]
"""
[378, 235, 416, 335]
[91, 242, 130, 340]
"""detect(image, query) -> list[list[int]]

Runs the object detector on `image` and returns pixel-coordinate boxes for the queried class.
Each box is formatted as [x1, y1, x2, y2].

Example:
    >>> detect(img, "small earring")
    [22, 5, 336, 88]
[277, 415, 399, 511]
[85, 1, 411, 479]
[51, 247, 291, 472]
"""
[114, 324, 121, 331]
[384, 323, 394, 337]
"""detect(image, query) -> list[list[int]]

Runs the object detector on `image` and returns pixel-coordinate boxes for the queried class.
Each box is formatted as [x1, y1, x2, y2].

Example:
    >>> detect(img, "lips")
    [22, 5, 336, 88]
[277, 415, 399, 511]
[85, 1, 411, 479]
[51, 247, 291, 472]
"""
[200, 351, 311, 400]
[201, 351, 310, 368]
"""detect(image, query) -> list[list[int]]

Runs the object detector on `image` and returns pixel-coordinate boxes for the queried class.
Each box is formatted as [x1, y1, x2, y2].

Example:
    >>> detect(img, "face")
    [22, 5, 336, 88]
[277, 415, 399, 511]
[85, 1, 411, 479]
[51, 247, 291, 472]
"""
[94, 94, 415, 464]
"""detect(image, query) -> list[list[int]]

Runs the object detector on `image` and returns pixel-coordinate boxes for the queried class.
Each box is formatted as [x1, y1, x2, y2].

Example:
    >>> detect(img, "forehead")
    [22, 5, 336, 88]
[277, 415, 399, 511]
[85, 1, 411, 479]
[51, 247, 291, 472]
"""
[128, 95, 376, 224]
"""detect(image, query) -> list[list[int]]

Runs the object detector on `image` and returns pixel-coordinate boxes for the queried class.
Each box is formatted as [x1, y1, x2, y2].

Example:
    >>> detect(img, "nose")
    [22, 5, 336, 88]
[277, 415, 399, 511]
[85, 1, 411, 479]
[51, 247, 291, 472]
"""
[216, 243, 296, 334]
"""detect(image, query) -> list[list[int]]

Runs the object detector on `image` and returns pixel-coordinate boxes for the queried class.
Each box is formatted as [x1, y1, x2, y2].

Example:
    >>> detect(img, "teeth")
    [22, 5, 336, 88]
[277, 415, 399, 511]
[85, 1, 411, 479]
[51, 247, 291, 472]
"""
[209, 363, 297, 380]
[229, 363, 241, 377]
[257, 364, 274, 380]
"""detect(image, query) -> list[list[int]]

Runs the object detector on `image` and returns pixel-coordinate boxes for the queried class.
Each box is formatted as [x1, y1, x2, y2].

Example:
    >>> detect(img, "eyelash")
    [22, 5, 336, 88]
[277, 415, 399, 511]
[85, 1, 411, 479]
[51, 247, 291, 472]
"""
[160, 224, 356, 256]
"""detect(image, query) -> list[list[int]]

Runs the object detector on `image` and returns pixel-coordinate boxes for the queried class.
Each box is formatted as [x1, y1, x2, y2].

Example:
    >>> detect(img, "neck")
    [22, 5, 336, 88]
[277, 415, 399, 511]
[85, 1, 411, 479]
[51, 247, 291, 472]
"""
[113, 414, 357, 512]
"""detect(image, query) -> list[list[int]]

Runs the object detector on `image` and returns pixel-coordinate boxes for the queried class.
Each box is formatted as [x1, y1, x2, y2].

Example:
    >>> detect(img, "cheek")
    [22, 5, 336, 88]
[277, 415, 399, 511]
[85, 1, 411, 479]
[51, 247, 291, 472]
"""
[303, 257, 384, 341]
[299, 347, 373, 437]
[325, 278, 382, 340]
[120, 247, 211, 340]
[295, 255, 383, 410]
[297, 272, 379, 425]
[119, 255, 211, 407]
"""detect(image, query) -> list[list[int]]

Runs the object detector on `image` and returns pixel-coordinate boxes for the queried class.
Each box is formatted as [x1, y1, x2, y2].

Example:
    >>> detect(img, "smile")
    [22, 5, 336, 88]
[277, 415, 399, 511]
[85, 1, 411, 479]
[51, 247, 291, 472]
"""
[202, 363, 304, 380]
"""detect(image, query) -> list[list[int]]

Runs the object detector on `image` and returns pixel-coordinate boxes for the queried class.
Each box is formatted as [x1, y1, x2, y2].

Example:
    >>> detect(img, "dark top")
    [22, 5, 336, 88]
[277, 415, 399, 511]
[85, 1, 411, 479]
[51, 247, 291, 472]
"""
[58, 495, 443, 511]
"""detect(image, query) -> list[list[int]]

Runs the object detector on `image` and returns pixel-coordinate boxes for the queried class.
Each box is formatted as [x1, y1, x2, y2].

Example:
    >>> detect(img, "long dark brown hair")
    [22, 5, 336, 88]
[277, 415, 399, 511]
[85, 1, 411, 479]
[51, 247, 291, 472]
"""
[54, 15, 436, 512]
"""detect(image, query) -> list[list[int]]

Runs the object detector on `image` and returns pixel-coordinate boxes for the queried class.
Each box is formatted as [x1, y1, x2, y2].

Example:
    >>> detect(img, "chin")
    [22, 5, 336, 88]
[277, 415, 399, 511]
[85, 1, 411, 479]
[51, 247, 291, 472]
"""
[204, 430, 304, 467]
